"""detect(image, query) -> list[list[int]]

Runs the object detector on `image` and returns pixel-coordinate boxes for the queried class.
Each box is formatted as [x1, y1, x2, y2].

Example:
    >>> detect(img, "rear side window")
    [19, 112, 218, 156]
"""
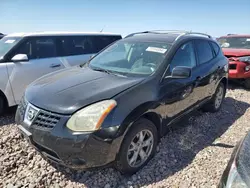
[59, 36, 95, 56]
[92, 36, 121, 52]
[58, 35, 121, 56]
[210, 42, 220, 56]
[195, 40, 214, 64]
[14, 38, 57, 59]
[34, 39, 57, 59]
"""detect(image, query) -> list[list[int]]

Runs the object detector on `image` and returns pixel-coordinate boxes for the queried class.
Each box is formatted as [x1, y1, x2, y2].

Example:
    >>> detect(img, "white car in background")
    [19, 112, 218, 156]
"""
[0, 32, 122, 114]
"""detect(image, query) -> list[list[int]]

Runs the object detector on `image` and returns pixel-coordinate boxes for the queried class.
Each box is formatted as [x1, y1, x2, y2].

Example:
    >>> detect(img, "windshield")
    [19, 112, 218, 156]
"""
[217, 37, 250, 49]
[0, 37, 23, 58]
[89, 40, 170, 76]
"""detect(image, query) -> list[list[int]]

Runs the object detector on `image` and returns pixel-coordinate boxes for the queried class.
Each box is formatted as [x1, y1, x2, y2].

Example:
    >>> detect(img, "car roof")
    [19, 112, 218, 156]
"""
[219, 34, 250, 38]
[6, 31, 121, 37]
[123, 32, 213, 44]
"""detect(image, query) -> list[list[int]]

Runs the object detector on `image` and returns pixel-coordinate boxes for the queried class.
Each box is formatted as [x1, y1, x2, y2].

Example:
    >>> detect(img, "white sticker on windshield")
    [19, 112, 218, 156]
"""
[247, 39, 250, 41]
[146, 47, 167, 54]
[5, 40, 15, 44]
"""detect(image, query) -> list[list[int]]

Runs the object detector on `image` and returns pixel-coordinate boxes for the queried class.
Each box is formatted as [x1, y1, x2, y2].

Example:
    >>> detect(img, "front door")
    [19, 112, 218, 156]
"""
[159, 41, 201, 121]
[6, 37, 64, 104]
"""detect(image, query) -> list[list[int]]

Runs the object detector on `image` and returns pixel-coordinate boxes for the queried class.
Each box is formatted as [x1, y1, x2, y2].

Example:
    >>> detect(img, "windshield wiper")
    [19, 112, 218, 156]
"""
[79, 60, 90, 68]
[92, 67, 113, 74]
[92, 67, 128, 77]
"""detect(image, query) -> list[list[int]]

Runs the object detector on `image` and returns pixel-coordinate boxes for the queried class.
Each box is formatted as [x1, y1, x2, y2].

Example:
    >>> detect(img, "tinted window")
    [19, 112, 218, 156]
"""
[59, 35, 121, 56]
[92, 36, 121, 52]
[210, 42, 220, 55]
[60, 36, 95, 56]
[14, 38, 57, 59]
[195, 40, 214, 64]
[170, 41, 196, 71]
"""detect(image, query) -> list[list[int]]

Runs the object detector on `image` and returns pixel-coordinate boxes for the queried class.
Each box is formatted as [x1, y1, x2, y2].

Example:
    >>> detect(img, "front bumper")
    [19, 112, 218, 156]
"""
[229, 61, 250, 79]
[15, 106, 122, 170]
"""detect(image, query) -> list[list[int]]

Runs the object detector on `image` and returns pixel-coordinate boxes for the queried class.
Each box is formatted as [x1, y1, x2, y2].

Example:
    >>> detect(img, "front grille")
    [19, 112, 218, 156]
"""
[32, 110, 61, 130]
[18, 97, 28, 120]
[229, 64, 237, 70]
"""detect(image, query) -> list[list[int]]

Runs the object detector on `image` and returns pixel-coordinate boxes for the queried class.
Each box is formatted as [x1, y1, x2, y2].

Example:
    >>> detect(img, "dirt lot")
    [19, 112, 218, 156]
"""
[1, 83, 250, 188]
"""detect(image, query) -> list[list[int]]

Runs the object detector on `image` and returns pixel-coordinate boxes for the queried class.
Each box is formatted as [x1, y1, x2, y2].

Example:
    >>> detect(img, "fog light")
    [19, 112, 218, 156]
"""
[245, 65, 250, 72]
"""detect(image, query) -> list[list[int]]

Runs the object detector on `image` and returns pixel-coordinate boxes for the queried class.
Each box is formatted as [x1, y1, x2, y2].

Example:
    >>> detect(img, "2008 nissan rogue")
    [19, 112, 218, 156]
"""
[16, 30, 229, 174]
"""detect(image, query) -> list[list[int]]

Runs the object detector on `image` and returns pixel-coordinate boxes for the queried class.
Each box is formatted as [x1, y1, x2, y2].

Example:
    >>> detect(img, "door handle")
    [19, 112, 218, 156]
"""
[50, 63, 61, 68]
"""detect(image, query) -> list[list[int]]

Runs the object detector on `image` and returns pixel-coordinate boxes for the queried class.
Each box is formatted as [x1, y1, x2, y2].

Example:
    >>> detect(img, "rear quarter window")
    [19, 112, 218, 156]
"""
[210, 41, 220, 56]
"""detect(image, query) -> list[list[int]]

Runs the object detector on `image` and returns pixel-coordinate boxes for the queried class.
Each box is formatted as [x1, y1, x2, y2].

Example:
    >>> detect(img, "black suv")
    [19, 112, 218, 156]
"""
[16, 30, 228, 174]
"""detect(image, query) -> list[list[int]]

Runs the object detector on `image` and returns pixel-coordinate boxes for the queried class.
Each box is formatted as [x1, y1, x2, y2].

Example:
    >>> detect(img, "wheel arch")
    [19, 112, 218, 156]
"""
[117, 102, 163, 141]
[219, 77, 228, 95]
[0, 89, 9, 108]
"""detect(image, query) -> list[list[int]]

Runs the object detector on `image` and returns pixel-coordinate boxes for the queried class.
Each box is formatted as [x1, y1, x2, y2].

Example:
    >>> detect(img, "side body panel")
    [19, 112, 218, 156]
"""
[0, 63, 15, 106]
[6, 58, 64, 104]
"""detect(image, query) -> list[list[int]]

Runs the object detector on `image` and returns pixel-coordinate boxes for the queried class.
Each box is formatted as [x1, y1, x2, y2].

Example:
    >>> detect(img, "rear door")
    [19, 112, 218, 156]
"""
[193, 39, 219, 99]
[6, 37, 64, 104]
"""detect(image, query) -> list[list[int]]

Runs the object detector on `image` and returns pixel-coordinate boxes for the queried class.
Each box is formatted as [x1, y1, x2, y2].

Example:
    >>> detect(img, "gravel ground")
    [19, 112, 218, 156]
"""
[1, 83, 250, 188]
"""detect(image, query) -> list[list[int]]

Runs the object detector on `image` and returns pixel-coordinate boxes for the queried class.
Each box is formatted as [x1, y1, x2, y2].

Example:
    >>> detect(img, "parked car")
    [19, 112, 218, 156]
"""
[218, 131, 250, 188]
[217, 34, 250, 88]
[16, 30, 228, 174]
[0, 32, 122, 114]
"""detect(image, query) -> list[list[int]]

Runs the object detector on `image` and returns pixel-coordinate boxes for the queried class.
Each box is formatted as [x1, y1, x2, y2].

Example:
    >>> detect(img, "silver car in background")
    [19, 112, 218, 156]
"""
[0, 32, 122, 114]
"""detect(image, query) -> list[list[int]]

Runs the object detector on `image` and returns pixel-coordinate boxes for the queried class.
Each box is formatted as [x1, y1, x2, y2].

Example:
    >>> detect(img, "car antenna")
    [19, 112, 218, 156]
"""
[100, 25, 106, 32]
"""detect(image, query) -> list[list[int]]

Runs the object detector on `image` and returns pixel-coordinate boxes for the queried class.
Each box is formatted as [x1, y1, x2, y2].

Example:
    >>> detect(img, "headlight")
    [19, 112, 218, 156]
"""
[66, 100, 117, 132]
[226, 162, 248, 188]
[239, 56, 250, 63]
[245, 65, 250, 72]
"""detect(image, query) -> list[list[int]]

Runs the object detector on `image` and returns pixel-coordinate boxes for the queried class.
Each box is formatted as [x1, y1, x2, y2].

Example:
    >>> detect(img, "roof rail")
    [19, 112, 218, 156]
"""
[125, 30, 187, 38]
[125, 30, 212, 40]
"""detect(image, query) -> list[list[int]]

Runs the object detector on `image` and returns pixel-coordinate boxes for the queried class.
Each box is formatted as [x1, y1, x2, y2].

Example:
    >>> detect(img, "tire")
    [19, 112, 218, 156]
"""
[202, 82, 225, 113]
[0, 96, 4, 115]
[115, 118, 158, 174]
[244, 79, 250, 89]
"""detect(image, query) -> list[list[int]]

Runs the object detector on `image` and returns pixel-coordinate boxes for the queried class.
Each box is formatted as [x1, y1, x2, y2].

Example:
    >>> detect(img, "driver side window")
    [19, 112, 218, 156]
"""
[170, 41, 196, 72]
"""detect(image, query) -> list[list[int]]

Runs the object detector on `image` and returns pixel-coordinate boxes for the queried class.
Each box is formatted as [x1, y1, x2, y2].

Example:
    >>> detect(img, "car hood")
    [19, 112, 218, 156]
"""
[26, 67, 144, 114]
[222, 48, 250, 57]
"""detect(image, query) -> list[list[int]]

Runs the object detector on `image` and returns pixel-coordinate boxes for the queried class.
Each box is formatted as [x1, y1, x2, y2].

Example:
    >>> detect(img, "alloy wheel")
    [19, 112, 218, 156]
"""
[215, 85, 224, 109]
[127, 129, 154, 168]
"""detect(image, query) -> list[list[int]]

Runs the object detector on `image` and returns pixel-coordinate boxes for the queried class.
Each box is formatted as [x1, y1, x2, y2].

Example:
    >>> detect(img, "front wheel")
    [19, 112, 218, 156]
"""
[115, 118, 158, 174]
[202, 82, 225, 113]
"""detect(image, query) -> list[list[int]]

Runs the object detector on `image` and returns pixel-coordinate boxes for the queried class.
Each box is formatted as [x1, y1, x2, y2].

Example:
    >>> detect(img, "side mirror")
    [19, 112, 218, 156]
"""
[11, 54, 29, 62]
[171, 66, 191, 79]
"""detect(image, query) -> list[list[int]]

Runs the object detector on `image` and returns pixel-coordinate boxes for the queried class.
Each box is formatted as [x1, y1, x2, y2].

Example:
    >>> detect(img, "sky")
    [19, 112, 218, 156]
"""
[1, 0, 250, 37]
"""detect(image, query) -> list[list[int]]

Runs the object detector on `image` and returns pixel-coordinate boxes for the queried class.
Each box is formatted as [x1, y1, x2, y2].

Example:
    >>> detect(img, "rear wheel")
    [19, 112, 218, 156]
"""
[115, 118, 158, 174]
[202, 82, 225, 113]
[244, 79, 250, 89]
